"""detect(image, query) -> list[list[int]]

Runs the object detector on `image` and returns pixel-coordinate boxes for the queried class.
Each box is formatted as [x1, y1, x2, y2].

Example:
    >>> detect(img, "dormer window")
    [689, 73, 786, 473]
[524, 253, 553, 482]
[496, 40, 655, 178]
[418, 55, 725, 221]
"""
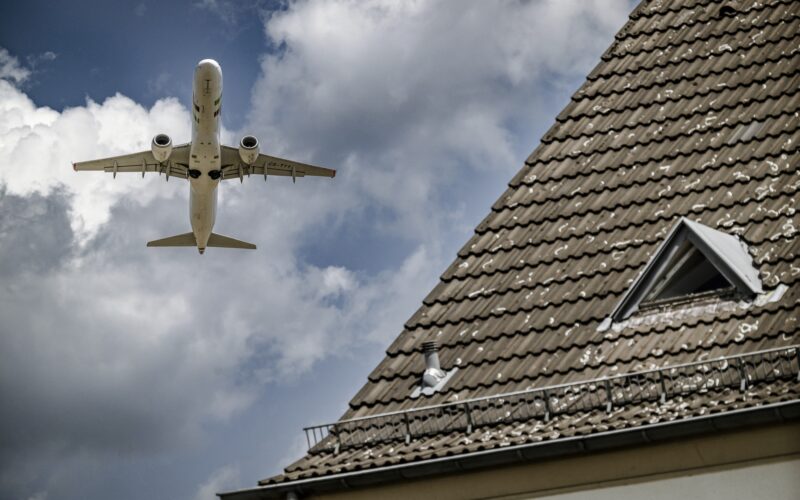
[608, 218, 763, 324]
[637, 239, 734, 311]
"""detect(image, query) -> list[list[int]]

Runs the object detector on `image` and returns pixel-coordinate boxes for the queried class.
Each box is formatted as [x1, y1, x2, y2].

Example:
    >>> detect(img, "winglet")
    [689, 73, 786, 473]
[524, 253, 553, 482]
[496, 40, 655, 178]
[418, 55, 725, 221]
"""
[332, 169, 336, 178]
[72, 162, 76, 171]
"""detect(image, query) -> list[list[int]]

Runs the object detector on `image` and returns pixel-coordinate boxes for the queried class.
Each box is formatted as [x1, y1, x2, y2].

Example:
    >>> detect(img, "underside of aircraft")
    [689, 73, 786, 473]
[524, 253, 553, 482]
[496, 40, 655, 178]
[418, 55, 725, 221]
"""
[73, 59, 335, 254]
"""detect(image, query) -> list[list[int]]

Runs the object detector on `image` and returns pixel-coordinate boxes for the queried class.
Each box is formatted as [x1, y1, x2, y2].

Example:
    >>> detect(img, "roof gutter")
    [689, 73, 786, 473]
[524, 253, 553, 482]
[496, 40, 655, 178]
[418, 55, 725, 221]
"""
[218, 399, 800, 500]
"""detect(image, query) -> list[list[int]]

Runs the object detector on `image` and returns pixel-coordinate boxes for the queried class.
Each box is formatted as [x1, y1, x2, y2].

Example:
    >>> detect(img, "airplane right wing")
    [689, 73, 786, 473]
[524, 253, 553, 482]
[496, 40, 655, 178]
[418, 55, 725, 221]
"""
[219, 145, 336, 182]
[73, 144, 191, 180]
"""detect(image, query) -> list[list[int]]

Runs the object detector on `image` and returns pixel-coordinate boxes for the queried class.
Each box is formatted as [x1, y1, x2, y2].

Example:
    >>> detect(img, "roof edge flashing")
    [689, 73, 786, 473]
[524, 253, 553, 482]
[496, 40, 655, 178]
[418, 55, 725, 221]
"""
[412, 367, 458, 398]
[599, 284, 786, 334]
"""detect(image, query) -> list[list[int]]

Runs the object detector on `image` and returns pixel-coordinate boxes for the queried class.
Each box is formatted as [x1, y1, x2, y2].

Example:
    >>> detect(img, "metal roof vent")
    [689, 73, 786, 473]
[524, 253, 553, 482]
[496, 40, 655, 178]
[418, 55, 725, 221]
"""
[412, 341, 458, 398]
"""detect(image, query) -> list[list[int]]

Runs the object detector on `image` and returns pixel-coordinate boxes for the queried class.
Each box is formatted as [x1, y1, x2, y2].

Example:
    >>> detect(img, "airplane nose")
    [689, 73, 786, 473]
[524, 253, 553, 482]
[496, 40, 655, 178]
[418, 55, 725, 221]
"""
[197, 59, 221, 73]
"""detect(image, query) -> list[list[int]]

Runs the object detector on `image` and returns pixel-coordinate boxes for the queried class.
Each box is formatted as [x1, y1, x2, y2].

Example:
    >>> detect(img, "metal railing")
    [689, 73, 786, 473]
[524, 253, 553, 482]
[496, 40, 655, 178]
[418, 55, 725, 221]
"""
[303, 345, 800, 453]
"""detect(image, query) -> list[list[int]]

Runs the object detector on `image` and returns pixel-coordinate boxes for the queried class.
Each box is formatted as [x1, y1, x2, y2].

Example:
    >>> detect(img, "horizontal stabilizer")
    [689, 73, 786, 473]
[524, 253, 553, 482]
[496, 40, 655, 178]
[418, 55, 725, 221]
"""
[147, 232, 197, 247]
[207, 233, 257, 250]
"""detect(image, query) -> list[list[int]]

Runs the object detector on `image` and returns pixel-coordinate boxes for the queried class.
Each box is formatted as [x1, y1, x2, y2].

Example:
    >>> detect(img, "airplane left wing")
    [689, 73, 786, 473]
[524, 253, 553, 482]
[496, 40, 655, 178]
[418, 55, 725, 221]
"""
[73, 144, 191, 180]
[219, 145, 335, 182]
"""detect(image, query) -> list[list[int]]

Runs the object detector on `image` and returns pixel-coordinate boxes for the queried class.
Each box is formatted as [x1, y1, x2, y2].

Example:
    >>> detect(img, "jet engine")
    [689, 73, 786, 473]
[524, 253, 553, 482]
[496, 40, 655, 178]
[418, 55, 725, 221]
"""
[238, 135, 259, 165]
[151, 134, 173, 163]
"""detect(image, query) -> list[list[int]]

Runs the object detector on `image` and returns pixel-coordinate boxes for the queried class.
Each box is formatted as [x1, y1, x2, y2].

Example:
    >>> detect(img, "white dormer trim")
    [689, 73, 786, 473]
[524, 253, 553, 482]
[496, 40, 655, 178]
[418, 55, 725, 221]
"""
[608, 217, 763, 324]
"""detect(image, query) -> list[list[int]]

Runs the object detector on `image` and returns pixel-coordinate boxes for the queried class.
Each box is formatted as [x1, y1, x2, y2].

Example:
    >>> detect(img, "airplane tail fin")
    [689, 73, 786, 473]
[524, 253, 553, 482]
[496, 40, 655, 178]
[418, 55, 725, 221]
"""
[207, 233, 257, 250]
[147, 232, 197, 247]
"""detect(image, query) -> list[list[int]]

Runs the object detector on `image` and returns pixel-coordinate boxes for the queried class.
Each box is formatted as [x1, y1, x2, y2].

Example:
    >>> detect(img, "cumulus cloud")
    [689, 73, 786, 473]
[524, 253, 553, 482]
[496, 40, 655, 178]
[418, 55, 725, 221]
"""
[249, 0, 630, 238]
[0, 79, 191, 240]
[0, 48, 31, 83]
[0, 1, 631, 498]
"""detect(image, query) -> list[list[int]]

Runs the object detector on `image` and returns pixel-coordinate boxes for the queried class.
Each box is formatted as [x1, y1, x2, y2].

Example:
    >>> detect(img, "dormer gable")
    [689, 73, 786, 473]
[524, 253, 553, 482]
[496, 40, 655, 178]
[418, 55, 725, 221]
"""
[609, 218, 763, 323]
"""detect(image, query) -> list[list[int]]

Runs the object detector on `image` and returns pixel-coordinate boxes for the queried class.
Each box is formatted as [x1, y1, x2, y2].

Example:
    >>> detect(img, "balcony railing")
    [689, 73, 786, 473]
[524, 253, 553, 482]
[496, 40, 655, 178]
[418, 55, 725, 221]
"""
[303, 345, 800, 453]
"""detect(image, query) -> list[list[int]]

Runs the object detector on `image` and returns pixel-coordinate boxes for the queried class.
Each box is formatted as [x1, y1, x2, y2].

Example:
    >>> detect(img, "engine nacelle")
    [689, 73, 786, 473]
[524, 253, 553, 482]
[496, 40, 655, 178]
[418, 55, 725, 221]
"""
[151, 134, 173, 163]
[238, 135, 259, 165]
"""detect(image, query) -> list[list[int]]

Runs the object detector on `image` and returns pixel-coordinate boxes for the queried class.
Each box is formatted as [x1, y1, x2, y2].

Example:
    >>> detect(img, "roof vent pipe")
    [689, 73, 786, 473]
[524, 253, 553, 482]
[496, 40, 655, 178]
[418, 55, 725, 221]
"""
[422, 341, 445, 388]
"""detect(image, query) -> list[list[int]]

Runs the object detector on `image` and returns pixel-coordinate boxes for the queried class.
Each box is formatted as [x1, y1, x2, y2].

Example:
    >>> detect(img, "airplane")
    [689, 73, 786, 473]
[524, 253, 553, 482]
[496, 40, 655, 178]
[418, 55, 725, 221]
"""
[73, 59, 335, 254]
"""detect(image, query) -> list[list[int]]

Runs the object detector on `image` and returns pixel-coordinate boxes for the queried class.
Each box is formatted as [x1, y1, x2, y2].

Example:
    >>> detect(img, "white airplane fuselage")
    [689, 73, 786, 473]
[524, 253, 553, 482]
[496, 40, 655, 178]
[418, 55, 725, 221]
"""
[73, 58, 336, 252]
[189, 59, 223, 253]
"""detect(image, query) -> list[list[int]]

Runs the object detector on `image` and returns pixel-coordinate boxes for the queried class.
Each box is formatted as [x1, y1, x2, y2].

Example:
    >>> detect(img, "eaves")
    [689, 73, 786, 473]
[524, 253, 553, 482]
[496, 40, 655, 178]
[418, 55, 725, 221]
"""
[218, 399, 800, 500]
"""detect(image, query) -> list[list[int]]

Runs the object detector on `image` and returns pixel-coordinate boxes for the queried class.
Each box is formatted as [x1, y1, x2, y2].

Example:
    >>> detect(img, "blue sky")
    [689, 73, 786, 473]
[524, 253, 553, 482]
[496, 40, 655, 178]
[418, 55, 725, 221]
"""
[1, 0, 271, 126]
[0, 1, 633, 499]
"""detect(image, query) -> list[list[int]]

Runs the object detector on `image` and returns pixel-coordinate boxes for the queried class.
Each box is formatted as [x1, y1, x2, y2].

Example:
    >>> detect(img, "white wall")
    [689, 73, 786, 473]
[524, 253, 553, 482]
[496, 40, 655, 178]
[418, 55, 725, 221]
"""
[534, 457, 800, 500]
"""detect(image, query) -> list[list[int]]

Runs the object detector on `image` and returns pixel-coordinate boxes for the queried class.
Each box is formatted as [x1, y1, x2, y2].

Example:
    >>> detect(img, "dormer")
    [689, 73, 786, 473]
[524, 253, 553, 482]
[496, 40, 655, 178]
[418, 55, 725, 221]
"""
[608, 218, 763, 323]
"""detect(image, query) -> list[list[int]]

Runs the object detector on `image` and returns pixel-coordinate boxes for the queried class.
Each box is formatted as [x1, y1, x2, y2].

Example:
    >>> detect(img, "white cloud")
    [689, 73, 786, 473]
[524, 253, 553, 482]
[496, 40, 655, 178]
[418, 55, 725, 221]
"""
[318, 266, 357, 297]
[248, 0, 630, 239]
[0, 79, 191, 240]
[0, 48, 31, 83]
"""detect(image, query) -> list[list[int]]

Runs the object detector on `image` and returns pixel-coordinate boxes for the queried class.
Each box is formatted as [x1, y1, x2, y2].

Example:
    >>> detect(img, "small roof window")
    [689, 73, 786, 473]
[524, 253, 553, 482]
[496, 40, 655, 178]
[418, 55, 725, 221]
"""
[608, 218, 762, 323]
[640, 239, 733, 304]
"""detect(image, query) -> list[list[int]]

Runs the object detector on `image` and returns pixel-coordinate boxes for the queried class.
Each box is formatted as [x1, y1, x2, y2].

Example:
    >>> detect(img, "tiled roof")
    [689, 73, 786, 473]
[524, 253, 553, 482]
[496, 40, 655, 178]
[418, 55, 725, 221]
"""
[266, 0, 800, 486]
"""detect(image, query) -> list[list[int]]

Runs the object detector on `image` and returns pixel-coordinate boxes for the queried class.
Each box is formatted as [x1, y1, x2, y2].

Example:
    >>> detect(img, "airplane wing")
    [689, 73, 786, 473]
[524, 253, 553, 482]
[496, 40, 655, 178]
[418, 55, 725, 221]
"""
[219, 145, 335, 182]
[73, 144, 191, 179]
